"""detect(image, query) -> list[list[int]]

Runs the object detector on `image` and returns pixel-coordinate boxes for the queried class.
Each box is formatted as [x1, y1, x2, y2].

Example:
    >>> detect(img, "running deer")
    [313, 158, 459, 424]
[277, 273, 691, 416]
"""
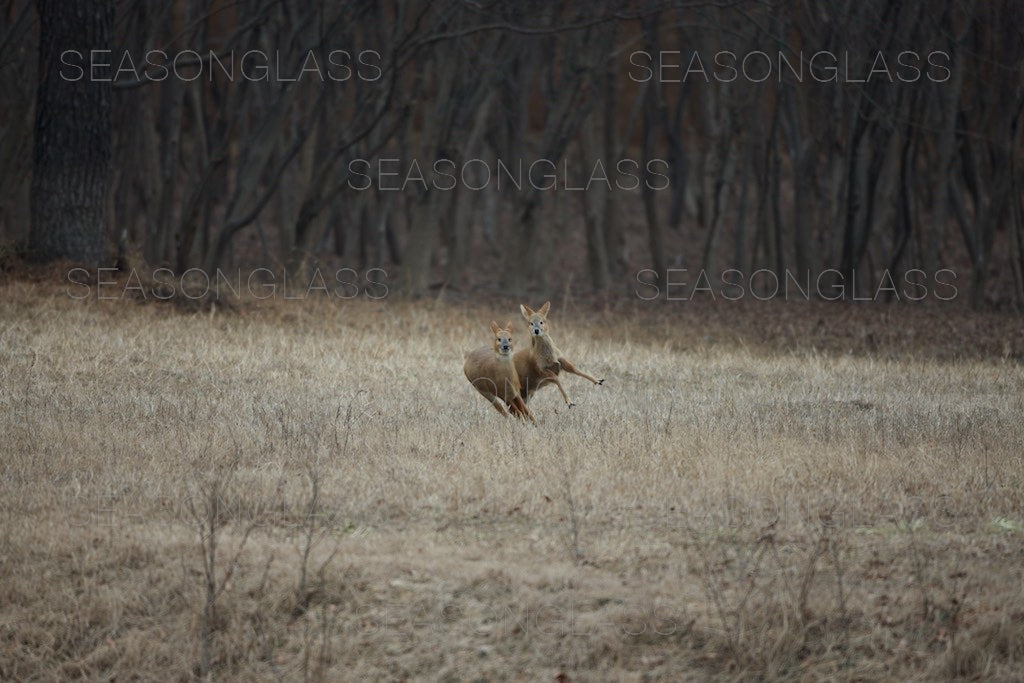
[463, 322, 536, 422]
[514, 301, 604, 407]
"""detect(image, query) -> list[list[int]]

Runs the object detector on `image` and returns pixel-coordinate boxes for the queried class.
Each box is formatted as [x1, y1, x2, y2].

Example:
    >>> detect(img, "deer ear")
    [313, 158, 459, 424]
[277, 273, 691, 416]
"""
[504, 321, 513, 332]
[490, 321, 501, 335]
[520, 304, 533, 319]
[539, 301, 551, 317]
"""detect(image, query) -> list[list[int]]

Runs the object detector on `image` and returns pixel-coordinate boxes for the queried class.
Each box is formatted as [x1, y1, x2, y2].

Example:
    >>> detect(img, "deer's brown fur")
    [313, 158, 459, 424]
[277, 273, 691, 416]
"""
[513, 302, 604, 407]
[464, 321, 535, 422]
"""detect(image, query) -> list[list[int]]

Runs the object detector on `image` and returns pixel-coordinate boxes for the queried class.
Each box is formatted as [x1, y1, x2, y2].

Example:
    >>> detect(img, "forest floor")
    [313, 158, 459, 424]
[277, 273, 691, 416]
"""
[1, 274, 1023, 680]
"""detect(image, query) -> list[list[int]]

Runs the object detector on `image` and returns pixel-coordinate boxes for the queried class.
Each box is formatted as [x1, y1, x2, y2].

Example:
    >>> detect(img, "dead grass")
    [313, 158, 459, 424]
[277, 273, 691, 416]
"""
[1, 278, 1023, 680]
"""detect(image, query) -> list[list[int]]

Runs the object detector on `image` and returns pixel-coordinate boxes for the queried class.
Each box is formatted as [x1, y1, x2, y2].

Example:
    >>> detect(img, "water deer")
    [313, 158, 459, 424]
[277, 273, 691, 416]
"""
[514, 301, 604, 407]
[463, 321, 535, 422]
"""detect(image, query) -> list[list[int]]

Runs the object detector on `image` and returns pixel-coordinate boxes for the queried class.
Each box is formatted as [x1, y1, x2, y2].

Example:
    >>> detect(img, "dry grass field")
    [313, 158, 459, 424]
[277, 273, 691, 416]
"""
[1, 274, 1023, 680]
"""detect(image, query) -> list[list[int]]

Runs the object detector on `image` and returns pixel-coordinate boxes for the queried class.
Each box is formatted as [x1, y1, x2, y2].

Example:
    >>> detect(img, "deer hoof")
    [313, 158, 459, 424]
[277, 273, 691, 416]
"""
[597, 379, 605, 385]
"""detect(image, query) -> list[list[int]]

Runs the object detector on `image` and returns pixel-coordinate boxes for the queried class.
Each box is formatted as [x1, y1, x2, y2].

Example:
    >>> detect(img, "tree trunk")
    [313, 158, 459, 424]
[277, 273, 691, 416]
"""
[642, 81, 666, 279]
[580, 121, 610, 291]
[30, 0, 113, 265]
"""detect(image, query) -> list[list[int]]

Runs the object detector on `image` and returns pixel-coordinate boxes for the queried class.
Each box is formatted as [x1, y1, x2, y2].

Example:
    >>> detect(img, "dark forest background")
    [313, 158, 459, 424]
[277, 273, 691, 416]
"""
[1, 1, 1023, 307]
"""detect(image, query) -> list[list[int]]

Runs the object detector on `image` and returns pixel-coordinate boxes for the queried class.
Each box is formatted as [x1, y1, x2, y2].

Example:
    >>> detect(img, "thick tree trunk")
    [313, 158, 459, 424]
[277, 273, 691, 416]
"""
[30, 0, 113, 265]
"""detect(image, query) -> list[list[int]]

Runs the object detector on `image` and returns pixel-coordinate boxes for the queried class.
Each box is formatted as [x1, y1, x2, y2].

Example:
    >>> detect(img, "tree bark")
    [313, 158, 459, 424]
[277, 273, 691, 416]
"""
[642, 80, 666, 279]
[30, 0, 113, 265]
[580, 119, 610, 291]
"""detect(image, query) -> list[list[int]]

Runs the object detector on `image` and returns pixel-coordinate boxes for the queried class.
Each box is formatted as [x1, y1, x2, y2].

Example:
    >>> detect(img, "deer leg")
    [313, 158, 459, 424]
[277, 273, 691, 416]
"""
[513, 396, 536, 423]
[504, 396, 523, 417]
[487, 394, 510, 416]
[502, 379, 526, 417]
[558, 357, 604, 385]
[540, 371, 575, 407]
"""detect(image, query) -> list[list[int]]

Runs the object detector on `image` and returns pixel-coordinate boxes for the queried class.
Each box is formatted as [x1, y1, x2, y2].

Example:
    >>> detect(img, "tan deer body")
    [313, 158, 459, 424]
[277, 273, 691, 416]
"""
[464, 322, 535, 422]
[513, 302, 604, 406]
